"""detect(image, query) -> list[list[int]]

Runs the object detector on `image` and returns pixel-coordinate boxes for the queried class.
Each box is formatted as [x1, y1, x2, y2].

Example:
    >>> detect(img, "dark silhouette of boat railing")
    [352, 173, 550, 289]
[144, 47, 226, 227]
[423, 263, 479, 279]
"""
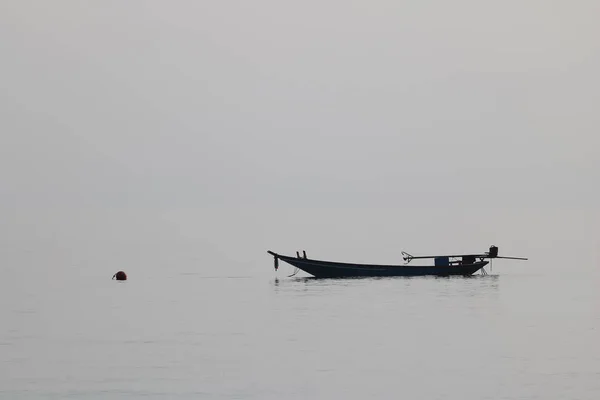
[401, 245, 527, 263]
[267, 245, 527, 278]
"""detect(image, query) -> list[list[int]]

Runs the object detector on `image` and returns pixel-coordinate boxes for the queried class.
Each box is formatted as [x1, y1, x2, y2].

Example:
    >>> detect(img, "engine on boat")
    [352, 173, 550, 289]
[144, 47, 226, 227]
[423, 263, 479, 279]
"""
[489, 245, 498, 258]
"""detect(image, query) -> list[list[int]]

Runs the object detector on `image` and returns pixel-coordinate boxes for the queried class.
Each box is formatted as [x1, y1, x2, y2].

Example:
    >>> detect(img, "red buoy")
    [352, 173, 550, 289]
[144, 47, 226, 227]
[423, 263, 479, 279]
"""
[112, 271, 127, 281]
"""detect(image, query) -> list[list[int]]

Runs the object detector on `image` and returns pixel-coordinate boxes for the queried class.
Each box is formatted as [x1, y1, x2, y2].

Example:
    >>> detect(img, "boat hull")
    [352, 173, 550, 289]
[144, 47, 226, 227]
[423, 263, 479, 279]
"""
[273, 254, 488, 278]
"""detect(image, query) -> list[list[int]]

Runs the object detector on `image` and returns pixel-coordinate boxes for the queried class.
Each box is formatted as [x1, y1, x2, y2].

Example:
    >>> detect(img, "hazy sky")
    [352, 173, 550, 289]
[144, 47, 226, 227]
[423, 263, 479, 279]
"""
[1, 2, 599, 261]
[2, 1, 598, 208]
[3, 8, 600, 399]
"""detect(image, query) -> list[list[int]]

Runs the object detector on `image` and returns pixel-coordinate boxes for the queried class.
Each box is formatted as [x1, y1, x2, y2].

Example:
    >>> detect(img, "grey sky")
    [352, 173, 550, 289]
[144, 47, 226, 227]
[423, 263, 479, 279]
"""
[3, 7, 600, 397]
[2, 1, 599, 211]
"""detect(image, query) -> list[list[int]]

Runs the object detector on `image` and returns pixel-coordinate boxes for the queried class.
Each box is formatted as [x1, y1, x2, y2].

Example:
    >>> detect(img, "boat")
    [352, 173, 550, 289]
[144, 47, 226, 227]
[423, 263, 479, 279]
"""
[267, 245, 526, 278]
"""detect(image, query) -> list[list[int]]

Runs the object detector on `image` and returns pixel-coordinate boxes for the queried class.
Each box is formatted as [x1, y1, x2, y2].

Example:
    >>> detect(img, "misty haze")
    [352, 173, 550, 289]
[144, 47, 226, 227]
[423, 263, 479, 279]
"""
[1, 2, 599, 399]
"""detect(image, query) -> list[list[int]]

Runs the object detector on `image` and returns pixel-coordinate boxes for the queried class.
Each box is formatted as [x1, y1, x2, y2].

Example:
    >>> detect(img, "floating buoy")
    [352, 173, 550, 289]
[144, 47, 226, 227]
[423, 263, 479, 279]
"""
[112, 271, 127, 281]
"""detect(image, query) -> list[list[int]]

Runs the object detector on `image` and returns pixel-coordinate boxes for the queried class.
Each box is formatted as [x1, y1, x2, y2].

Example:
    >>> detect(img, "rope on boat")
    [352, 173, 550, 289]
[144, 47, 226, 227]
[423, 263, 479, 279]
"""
[287, 267, 299, 277]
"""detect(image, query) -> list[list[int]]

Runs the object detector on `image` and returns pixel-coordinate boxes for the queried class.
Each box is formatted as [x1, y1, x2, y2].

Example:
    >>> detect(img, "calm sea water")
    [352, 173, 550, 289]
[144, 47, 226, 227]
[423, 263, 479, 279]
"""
[2, 208, 599, 399]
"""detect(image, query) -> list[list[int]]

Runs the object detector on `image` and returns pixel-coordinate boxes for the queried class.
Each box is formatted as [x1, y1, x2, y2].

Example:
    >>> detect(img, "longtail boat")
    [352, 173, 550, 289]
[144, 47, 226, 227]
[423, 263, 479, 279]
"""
[267, 246, 526, 278]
